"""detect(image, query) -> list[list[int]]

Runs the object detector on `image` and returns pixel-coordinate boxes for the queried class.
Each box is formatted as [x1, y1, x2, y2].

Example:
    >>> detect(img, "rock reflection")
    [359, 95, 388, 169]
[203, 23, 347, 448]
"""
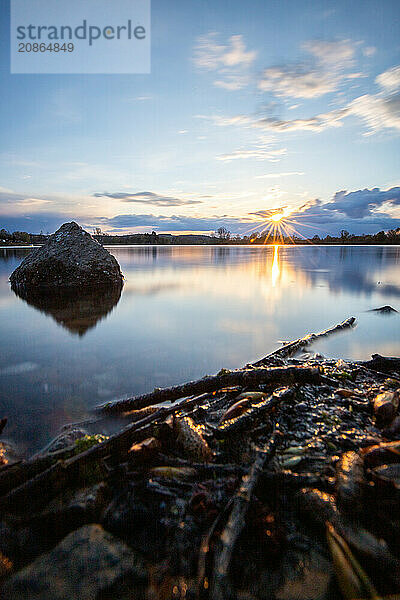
[12, 284, 122, 336]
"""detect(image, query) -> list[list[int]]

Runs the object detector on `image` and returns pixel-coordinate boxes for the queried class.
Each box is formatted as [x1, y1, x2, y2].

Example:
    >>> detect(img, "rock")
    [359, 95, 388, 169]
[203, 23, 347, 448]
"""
[373, 390, 399, 425]
[383, 416, 400, 438]
[13, 484, 111, 563]
[275, 559, 332, 600]
[369, 305, 398, 314]
[1, 524, 148, 600]
[10, 222, 123, 292]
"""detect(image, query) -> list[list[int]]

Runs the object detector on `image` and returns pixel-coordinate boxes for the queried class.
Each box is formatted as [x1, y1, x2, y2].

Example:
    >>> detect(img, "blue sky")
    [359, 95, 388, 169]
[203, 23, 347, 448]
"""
[0, 0, 399, 236]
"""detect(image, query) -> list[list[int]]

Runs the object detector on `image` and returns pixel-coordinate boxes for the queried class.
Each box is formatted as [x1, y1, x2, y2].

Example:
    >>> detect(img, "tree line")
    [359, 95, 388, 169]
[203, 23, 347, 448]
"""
[1, 226, 399, 246]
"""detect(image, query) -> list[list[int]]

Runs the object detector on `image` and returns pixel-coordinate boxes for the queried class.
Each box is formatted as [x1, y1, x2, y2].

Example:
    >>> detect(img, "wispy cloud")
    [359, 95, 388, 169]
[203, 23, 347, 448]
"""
[193, 33, 256, 90]
[93, 191, 202, 207]
[256, 172, 304, 179]
[201, 81, 400, 135]
[376, 65, 400, 92]
[216, 147, 287, 162]
[258, 39, 359, 99]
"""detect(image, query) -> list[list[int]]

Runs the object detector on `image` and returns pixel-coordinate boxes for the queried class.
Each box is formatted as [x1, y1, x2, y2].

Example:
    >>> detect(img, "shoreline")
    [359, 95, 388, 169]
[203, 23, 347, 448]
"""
[1, 320, 400, 598]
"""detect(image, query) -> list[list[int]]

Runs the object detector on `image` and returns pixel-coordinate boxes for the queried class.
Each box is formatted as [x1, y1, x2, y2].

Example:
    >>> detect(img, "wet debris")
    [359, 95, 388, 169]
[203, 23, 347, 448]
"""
[1, 319, 400, 599]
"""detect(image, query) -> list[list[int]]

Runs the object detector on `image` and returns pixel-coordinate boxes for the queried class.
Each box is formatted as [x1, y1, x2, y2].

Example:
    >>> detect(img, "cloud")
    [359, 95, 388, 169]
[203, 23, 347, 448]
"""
[255, 107, 349, 132]
[193, 33, 256, 90]
[216, 147, 287, 162]
[98, 213, 251, 233]
[199, 109, 348, 133]
[303, 39, 356, 68]
[246, 186, 400, 237]
[202, 88, 400, 135]
[363, 46, 376, 57]
[376, 66, 400, 91]
[1, 186, 399, 237]
[348, 93, 400, 133]
[258, 39, 358, 99]
[324, 186, 400, 218]
[247, 200, 399, 237]
[0, 212, 74, 234]
[93, 191, 202, 207]
[258, 66, 337, 98]
[0, 190, 55, 211]
[256, 172, 304, 179]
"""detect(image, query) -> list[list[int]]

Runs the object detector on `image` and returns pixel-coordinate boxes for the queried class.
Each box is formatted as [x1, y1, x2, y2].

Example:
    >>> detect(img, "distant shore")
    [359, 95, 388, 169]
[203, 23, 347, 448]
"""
[1, 227, 400, 247]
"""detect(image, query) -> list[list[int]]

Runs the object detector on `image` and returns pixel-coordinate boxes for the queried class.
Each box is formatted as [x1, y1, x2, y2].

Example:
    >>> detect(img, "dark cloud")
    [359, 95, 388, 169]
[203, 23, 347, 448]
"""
[93, 191, 202, 207]
[287, 197, 400, 234]
[0, 212, 73, 234]
[97, 213, 248, 232]
[324, 187, 400, 218]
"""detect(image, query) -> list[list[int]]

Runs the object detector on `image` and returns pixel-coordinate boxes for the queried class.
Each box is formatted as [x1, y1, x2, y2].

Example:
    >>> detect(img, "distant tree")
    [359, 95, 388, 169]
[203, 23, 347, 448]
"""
[340, 230, 350, 242]
[93, 227, 103, 236]
[312, 234, 321, 242]
[374, 230, 386, 243]
[12, 231, 30, 243]
[249, 232, 259, 242]
[216, 227, 230, 240]
[387, 229, 400, 243]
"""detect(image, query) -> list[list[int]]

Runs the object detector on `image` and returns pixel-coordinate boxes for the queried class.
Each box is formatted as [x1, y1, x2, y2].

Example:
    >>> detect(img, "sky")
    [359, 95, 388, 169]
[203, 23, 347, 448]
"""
[0, 0, 400, 237]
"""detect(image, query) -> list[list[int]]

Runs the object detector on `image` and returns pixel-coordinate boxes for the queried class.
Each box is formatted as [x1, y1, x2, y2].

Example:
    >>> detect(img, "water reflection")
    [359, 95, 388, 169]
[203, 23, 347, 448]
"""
[12, 285, 122, 336]
[271, 245, 280, 287]
[0, 244, 399, 453]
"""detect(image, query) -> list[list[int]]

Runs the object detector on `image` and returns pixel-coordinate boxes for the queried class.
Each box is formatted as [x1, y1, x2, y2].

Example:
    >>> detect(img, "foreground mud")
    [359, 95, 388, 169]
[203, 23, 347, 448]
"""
[0, 334, 400, 599]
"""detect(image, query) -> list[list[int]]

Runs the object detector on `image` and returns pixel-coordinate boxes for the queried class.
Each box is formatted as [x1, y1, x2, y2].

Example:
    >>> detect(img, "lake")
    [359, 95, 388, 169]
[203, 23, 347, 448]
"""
[0, 244, 399, 454]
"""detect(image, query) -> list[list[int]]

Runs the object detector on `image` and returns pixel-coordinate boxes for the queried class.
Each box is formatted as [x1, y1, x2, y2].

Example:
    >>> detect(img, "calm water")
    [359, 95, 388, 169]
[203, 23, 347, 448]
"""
[0, 244, 399, 454]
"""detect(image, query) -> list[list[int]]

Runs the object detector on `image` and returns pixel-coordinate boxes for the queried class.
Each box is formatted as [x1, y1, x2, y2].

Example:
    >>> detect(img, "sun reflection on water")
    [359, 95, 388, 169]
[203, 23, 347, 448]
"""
[271, 244, 280, 287]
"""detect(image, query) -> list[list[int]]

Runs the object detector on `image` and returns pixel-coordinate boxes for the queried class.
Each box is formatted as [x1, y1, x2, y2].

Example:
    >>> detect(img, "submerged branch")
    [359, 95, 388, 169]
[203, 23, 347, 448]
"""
[252, 316, 356, 366]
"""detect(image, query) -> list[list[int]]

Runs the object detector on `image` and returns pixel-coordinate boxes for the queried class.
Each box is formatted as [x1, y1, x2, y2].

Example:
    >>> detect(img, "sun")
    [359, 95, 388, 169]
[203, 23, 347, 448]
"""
[270, 213, 284, 223]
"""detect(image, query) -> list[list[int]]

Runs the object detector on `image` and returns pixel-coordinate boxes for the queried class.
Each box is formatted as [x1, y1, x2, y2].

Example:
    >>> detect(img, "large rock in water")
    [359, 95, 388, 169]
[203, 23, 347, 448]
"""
[10, 222, 123, 291]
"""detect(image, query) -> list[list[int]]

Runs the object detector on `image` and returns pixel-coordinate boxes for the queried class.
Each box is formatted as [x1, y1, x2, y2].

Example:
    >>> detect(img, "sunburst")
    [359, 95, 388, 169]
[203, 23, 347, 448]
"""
[246, 208, 322, 245]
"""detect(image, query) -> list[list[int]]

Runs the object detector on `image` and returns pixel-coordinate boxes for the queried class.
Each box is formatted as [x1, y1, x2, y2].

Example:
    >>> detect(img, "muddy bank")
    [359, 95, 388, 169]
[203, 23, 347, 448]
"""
[0, 318, 399, 599]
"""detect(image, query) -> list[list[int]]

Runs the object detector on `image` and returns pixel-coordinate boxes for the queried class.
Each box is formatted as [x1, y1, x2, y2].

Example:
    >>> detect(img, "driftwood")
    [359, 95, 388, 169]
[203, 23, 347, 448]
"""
[0, 394, 211, 509]
[0, 446, 77, 497]
[97, 365, 321, 415]
[210, 427, 282, 600]
[252, 316, 356, 366]
[358, 354, 400, 374]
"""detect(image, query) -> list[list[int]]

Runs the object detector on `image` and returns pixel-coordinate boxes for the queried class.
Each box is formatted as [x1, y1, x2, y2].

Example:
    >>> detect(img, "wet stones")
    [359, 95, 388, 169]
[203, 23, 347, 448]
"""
[1, 524, 148, 600]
